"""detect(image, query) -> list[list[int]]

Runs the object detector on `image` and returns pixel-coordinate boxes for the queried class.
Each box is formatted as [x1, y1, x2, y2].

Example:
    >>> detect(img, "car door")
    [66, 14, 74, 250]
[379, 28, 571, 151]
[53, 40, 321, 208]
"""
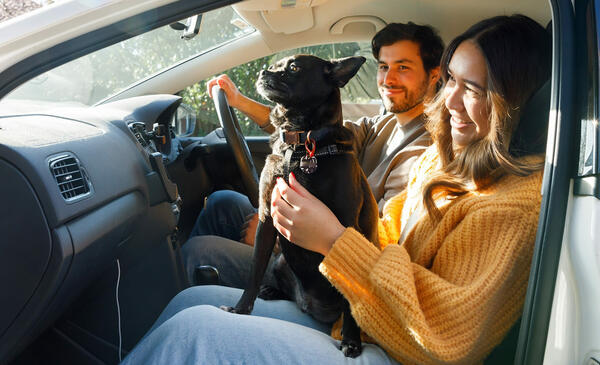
[538, 0, 600, 363]
[516, 0, 600, 364]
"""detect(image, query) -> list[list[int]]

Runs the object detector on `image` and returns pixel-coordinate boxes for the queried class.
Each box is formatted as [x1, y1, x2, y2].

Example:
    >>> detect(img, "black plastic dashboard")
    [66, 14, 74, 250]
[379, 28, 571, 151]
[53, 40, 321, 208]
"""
[0, 94, 183, 363]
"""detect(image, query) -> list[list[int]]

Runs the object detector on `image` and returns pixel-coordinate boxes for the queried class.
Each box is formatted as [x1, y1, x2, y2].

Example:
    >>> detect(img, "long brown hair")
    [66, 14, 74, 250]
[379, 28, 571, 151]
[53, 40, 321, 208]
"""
[423, 15, 551, 220]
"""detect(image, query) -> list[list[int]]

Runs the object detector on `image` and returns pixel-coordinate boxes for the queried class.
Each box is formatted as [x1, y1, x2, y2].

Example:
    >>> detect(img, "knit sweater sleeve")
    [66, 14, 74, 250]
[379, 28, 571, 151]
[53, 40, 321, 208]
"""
[377, 189, 406, 249]
[320, 197, 540, 364]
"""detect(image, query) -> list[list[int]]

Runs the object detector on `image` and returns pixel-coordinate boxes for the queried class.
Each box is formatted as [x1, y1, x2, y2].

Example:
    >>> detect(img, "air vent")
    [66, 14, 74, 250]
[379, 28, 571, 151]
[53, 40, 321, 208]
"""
[49, 154, 91, 201]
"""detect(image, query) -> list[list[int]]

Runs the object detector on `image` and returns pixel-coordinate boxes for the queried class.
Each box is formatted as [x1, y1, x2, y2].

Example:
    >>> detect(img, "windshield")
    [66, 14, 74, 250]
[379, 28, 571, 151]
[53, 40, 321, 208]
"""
[2, 6, 254, 110]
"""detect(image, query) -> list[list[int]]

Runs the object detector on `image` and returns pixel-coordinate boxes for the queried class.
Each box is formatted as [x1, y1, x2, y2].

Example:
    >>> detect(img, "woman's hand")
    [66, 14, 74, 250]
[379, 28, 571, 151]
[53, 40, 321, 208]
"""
[206, 74, 243, 109]
[271, 173, 345, 256]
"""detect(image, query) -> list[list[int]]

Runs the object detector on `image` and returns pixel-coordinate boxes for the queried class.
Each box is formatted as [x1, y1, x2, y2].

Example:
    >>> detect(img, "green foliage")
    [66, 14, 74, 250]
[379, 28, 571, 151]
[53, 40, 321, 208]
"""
[181, 55, 273, 137]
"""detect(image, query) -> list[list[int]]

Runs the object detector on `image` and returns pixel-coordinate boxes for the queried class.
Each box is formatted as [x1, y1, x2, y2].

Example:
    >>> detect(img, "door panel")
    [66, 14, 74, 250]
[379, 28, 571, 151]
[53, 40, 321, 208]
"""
[542, 0, 600, 363]
[545, 191, 600, 364]
[516, 0, 577, 363]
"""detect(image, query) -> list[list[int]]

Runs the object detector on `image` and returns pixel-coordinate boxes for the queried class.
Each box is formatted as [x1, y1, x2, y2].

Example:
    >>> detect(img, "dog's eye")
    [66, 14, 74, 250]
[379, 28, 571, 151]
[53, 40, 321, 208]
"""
[288, 63, 300, 73]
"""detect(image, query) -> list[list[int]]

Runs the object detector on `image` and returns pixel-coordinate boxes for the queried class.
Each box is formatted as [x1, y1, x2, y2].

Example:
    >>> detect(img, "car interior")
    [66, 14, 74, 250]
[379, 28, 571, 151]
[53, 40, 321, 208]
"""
[0, 0, 579, 364]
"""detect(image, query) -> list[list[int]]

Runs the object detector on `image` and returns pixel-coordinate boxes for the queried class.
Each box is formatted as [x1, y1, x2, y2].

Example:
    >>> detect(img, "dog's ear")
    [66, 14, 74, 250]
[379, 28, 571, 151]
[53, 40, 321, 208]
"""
[326, 56, 367, 87]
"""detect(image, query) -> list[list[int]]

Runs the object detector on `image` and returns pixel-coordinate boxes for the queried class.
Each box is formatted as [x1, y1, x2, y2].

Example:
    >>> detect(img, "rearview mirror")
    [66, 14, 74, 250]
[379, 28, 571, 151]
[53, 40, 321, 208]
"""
[169, 14, 202, 40]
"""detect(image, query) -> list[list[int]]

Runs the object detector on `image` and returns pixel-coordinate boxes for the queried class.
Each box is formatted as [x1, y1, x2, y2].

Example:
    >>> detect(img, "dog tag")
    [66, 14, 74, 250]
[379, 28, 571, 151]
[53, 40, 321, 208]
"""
[300, 155, 317, 174]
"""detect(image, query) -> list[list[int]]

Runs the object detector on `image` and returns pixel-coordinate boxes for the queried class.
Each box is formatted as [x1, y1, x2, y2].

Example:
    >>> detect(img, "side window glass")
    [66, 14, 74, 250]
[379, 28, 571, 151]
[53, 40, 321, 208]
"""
[4, 5, 254, 111]
[579, 0, 600, 176]
[181, 42, 379, 136]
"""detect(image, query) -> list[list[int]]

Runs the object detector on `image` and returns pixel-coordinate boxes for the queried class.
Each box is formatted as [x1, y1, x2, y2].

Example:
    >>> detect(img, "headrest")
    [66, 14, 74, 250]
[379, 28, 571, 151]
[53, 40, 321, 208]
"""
[509, 79, 551, 157]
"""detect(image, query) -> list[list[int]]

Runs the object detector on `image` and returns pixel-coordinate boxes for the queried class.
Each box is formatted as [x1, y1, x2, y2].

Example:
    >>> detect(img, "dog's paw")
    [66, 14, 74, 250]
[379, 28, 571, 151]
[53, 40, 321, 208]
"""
[258, 285, 288, 300]
[339, 339, 362, 358]
[219, 305, 250, 315]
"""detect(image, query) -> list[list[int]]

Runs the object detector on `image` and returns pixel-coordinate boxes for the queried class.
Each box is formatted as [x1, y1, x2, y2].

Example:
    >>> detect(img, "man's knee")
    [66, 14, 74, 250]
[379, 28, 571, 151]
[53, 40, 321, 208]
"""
[190, 190, 254, 239]
[204, 190, 250, 214]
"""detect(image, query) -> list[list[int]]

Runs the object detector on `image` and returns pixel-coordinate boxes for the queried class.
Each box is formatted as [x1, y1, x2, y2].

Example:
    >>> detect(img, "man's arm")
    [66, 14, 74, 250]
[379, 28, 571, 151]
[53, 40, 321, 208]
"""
[342, 116, 377, 155]
[207, 74, 274, 134]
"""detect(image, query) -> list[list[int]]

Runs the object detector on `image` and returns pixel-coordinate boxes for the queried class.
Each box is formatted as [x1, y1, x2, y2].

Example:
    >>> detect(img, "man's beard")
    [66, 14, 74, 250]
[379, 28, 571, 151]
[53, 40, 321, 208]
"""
[381, 78, 429, 114]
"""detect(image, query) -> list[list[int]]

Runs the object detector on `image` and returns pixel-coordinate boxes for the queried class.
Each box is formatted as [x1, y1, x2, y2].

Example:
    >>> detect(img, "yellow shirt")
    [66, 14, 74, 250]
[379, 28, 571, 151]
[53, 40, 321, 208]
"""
[320, 145, 543, 365]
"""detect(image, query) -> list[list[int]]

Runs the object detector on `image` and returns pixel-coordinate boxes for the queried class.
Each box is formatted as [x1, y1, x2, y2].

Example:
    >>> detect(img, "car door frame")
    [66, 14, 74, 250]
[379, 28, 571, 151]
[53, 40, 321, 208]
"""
[534, 0, 600, 363]
[514, 0, 579, 363]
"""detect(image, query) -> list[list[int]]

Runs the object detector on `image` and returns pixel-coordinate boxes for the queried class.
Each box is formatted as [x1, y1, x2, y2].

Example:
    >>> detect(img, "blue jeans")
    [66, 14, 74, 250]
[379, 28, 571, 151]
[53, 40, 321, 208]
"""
[189, 190, 256, 240]
[120, 286, 399, 365]
[181, 235, 278, 289]
[183, 190, 267, 286]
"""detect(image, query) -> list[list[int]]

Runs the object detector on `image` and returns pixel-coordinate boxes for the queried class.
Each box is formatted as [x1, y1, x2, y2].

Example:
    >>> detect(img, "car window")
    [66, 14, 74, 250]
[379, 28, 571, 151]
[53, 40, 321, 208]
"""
[181, 42, 380, 137]
[1, 5, 255, 110]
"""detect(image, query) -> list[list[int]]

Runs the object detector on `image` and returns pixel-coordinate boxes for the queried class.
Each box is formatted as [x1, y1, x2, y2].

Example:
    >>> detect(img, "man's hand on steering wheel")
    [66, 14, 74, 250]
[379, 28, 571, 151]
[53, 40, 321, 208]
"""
[207, 75, 244, 108]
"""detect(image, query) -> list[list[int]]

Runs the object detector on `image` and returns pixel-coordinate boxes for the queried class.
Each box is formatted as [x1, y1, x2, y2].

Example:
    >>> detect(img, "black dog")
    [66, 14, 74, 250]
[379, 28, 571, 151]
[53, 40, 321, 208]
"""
[222, 55, 379, 357]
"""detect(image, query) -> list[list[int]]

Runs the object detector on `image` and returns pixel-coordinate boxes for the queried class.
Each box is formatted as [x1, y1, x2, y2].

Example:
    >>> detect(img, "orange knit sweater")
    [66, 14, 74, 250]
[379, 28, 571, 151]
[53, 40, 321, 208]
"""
[320, 145, 543, 365]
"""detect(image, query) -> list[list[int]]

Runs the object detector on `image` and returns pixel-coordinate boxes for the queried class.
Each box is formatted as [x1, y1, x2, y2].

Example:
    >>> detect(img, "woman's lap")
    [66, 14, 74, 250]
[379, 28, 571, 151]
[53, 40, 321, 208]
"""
[149, 285, 330, 334]
[123, 301, 398, 365]
[144, 192, 398, 364]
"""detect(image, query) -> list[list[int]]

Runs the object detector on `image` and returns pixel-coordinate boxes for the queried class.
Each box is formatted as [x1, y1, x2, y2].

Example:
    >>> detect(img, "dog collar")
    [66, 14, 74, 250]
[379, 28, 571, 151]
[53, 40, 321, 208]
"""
[285, 141, 353, 175]
[282, 129, 353, 175]
[280, 130, 308, 145]
[288, 144, 353, 158]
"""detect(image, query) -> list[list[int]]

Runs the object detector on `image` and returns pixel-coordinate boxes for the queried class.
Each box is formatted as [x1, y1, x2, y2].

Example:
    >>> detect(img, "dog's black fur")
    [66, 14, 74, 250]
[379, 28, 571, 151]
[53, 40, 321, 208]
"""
[222, 54, 379, 357]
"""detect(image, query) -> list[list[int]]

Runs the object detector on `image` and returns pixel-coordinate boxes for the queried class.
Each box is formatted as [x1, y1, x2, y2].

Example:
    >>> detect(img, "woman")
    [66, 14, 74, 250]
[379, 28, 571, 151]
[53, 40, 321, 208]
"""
[121, 14, 551, 365]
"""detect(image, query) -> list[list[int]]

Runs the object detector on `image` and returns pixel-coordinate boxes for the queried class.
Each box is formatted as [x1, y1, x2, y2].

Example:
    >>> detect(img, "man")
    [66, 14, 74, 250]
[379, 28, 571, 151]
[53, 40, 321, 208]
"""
[184, 22, 443, 287]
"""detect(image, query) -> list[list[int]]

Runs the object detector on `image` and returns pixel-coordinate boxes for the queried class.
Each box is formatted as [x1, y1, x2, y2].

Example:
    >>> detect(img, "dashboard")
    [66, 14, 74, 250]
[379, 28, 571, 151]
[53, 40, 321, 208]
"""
[0, 94, 184, 362]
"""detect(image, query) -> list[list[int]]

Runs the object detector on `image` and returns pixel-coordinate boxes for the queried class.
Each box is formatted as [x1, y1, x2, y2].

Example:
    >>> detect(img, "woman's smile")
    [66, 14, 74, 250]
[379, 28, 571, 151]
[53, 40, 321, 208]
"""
[449, 115, 474, 129]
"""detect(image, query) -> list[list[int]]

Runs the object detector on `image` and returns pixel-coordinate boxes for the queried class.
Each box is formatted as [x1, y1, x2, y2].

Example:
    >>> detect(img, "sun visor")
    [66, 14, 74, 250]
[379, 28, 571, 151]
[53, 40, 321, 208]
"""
[233, 0, 329, 11]
[233, 0, 329, 34]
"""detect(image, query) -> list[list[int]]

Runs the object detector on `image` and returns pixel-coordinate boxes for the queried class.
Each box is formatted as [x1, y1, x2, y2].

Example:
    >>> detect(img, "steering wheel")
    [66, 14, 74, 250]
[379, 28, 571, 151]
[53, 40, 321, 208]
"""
[212, 86, 260, 208]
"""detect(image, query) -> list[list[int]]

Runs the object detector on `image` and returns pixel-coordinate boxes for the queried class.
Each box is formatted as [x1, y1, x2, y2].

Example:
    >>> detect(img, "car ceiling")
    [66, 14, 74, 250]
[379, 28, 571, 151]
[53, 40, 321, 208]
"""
[234, 0, 551, 46]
